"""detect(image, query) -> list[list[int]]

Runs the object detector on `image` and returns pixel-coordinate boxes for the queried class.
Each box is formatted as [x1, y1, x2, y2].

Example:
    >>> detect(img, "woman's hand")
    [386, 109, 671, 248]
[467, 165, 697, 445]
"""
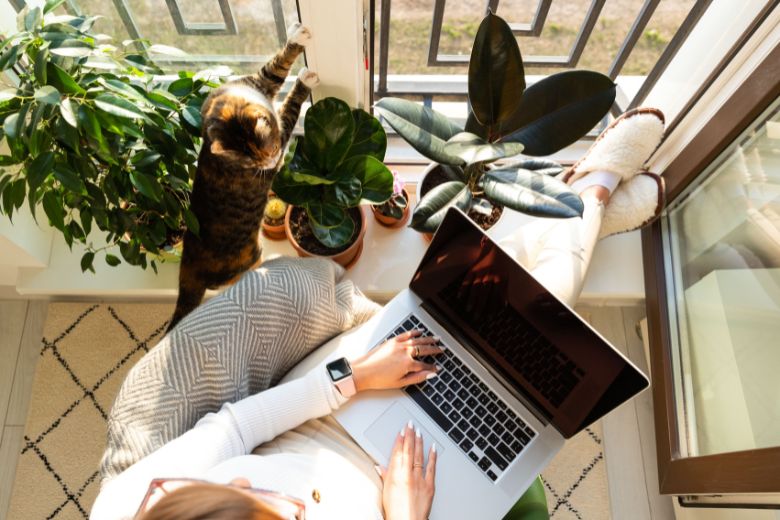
[379, 421, 437, 520]
[351, 330, 443, 392]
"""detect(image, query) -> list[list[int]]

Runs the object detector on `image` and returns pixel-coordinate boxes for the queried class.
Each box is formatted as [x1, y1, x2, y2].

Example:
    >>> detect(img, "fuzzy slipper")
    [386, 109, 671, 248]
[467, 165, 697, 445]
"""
[561, 107, 665, 185]
[599, 171, 665, 239]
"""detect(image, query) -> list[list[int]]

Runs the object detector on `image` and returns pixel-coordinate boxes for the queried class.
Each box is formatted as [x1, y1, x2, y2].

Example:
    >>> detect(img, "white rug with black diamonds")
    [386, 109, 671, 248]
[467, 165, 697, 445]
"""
[8, 303, 610, 519]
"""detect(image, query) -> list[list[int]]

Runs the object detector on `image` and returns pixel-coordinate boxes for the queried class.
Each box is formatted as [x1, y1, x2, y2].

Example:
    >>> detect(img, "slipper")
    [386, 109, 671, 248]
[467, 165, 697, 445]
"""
[599, 171, 665, 239]
[560, 107, 665, 185]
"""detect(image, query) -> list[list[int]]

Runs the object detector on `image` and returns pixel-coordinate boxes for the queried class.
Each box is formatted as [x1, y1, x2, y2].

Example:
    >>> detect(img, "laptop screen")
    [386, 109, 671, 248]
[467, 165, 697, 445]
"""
[410, 208, 648, 438]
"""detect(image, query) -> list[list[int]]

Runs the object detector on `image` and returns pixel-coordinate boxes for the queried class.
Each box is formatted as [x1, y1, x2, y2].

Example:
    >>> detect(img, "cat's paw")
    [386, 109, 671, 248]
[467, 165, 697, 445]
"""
[287, 22, 312, 47]
[299, 67, 320, 88]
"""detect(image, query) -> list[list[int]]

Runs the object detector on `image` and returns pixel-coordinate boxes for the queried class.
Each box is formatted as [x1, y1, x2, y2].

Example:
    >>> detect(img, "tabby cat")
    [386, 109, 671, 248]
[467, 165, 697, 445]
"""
[167, 23, 319, 332]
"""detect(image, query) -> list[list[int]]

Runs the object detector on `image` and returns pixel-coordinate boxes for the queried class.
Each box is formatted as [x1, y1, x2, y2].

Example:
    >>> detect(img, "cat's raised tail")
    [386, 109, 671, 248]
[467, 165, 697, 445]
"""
[166, 271, 207, 332]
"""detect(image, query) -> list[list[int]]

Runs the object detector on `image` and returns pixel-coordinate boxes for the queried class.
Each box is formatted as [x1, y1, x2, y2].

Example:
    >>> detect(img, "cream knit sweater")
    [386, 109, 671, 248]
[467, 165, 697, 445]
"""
[90, 364, 384, 520]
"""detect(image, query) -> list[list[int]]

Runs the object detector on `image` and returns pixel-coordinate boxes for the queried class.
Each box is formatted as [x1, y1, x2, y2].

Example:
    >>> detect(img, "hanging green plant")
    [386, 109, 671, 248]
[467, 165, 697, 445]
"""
[0, 0, 228, 272]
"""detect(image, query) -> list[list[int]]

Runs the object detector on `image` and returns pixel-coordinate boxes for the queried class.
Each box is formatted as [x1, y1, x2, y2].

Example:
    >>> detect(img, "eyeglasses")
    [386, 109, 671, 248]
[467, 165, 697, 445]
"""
[136, 478, 306, 519]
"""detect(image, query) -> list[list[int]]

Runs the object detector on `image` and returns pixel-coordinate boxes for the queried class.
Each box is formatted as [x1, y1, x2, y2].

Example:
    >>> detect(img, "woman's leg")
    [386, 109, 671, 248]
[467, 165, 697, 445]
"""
[499, 186, 610, 307]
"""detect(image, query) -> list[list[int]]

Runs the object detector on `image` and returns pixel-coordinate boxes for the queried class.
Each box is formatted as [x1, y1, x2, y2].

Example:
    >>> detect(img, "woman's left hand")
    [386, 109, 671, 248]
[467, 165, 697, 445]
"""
[351, 330, 444, 392]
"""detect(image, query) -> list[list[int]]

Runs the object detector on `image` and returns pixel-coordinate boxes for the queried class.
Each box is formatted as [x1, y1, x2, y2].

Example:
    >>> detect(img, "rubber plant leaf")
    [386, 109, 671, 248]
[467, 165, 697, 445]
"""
[344, 108, 387, 162]
[374, 97, 463, 166]
[468, 12, 525, 128]
[310, 209, 355, 248]
[481, 166, 583, 218]
[443, 132, 524, 165]
[303, 97, 355, 172]
[410, 180, 473, 233]
[500, 70, 616, 156]
[501, 158, 565, 177]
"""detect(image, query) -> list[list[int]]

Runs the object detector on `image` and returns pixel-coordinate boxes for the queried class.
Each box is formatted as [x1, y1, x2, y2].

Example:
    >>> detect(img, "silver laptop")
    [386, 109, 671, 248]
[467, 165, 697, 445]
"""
[333, 207, 649, 519]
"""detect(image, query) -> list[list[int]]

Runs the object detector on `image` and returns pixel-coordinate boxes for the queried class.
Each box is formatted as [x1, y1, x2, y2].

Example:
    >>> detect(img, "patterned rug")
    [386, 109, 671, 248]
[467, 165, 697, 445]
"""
[8, 302, 610, 519]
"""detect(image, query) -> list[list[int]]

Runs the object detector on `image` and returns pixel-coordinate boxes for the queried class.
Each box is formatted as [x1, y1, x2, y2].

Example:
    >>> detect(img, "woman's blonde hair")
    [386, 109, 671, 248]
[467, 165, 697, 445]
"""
[136, 482, 285, 520]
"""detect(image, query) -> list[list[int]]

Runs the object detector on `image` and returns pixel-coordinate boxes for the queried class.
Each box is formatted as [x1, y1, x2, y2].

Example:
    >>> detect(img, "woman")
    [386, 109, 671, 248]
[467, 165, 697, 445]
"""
[91, 108, 666, 520]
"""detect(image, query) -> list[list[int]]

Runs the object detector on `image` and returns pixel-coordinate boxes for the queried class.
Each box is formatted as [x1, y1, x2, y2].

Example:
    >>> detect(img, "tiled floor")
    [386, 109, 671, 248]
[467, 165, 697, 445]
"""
[0, 300, 673, 520]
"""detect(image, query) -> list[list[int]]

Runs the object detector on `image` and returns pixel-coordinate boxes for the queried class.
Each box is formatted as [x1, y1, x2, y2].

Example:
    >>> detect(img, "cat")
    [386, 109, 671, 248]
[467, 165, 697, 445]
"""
[167, 23, 320, 332]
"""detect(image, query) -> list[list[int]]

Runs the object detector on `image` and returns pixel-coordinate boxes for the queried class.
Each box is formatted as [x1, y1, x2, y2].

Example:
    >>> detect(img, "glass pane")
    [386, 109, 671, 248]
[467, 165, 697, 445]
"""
[70, 0, 301, 76]
[663, 97, 780, 457]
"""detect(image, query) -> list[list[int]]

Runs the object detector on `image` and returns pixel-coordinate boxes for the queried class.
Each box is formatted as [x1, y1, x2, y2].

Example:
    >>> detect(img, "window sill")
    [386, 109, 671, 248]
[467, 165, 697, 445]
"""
[11, 182, 645, 304]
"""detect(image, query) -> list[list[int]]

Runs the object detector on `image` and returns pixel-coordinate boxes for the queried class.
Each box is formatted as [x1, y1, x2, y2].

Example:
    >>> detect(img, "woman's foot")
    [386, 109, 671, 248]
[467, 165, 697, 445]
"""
[562, 107, 666, 236]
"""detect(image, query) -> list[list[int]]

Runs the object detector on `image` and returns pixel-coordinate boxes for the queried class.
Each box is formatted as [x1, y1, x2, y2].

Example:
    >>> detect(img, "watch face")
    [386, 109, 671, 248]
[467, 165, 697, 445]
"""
[326, 358, 352, 381]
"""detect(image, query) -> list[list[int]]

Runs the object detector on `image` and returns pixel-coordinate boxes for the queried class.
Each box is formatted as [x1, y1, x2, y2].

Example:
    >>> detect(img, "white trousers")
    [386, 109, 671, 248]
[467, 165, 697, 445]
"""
[498, 199, 606, 307]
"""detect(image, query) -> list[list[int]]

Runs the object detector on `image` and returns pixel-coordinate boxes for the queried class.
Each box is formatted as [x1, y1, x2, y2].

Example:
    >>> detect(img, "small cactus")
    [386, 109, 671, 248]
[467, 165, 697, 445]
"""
[264, 197, 287, 220]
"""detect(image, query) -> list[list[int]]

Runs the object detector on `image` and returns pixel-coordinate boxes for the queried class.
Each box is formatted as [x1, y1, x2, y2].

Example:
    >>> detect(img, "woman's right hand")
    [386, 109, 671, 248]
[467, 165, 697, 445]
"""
[379, 421, 437, 520]
[350, 330, 443, 392]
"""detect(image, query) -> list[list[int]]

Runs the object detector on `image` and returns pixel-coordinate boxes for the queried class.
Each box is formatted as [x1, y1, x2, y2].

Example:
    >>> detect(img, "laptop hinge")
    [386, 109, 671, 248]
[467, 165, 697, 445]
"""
[420, 301, 550, 426]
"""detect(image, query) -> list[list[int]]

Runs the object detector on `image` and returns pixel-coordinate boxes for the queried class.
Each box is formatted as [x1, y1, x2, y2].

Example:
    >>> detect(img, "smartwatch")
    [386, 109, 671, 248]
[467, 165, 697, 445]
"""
[326, 357, 357, 398]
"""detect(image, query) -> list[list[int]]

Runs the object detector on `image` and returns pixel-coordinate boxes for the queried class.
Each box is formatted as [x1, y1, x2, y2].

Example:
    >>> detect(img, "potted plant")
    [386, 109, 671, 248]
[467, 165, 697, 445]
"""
[262, 195, 287, 240]
[0, 2, 223, 272]
[375, 11, 617, 234]
[371, 170, 410, 227]
[272, 97, 393, 267]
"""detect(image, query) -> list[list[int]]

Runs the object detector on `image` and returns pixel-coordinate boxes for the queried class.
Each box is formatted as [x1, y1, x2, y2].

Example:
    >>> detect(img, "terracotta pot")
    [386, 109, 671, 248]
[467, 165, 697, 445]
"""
[261, 218, 286, 240]
[371, 189, 411, 228]
[284, 205, 367, 269]
[418, 163, 505, 241]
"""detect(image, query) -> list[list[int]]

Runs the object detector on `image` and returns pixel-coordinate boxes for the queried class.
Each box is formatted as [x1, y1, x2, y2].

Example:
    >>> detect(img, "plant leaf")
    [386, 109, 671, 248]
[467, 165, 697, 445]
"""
[481, 167, 583, 218]
[500, 70, 616, 155]
[129, 170, 163, 201]
[26, 151, 55, 192]
[105, 253, 121, 266]
[34, 46, 48, 84]
[42, 190, 64, 230]
[80, 251, 95, 273]
[344, 108, 386, 161]
[339, 155, 393, 204]
[183, 207, 199, 236]
[59, 97, 78, 127]
[272, 165, 320, 206]
[410, 180, 473, 233]
[50, 39, 93, 57]
[148, 44, 187, 57]
[310, 212, 355, 249]
[181, 105, 201, 132]
[443, 132, 524, 164]
[0, 45, 20, 71]
[94, 93, 146, 119]
[25, 7, 43, 31]
[46, 62, 85, 94]
[44, 0, 67, 14]
[468, 12, 525, 128]
[34, 85, 61, 105]
[53, 163, 86, 193]
[306, 201, 346, 228]
[501, 158, 564, 176]
[288, 147, 335, 185]
[303, 97, 355, 172]
[374, 97, 463, 165]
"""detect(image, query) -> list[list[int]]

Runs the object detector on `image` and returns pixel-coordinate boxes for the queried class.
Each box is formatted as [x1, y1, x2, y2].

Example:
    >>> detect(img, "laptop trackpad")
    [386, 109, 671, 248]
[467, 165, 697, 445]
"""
[365, 401, 444, 466]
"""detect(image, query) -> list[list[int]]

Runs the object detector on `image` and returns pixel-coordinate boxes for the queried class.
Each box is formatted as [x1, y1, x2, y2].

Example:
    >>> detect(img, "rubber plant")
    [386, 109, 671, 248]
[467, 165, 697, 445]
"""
[374, 11, 617, 233]
[0, 1, 225, 272]
[272, 96, 393, 249]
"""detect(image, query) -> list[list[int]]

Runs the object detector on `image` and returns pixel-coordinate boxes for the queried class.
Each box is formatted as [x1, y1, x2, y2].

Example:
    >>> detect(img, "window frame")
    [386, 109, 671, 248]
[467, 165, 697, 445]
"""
[642, 34, 780, 500]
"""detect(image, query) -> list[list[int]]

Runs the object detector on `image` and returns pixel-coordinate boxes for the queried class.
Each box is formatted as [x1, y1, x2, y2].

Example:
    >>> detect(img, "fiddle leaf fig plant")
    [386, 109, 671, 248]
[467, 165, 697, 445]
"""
[272, 97, 393, 248]
[0, 2, 226, 272]
[375, 11, 617, 233]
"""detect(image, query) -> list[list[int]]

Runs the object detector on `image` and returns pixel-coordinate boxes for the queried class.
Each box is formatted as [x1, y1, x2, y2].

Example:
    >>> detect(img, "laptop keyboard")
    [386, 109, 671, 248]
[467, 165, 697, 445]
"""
[385, 314, 537, 483]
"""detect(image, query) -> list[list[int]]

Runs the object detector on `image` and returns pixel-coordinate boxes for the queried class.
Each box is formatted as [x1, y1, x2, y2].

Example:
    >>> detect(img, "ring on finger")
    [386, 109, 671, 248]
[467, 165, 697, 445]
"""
[413, 346, 420, 358]
[413, 463, 423, 468]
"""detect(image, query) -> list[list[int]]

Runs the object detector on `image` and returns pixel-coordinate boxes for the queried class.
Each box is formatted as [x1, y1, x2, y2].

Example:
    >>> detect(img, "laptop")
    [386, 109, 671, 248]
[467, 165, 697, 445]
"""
[332, 207, 649, 519]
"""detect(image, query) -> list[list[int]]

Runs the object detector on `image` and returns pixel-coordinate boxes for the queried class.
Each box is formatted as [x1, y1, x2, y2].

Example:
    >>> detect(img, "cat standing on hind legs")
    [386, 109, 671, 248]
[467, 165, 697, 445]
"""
[167, 23, 320, 332]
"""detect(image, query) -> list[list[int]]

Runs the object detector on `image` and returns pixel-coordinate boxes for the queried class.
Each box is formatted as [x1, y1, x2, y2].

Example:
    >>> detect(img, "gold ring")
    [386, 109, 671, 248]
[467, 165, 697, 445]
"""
[413, 463, 423, 468]
[413, 346, 420, 358]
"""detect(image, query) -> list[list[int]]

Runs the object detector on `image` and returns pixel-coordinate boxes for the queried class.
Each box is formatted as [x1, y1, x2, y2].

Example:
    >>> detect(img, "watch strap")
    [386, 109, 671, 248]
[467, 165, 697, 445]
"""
[334, 374, 357, 398]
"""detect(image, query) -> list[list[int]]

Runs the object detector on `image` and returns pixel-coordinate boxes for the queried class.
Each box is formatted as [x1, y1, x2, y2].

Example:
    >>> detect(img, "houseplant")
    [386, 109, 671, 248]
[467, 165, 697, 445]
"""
[272, 96, 393, 267]
[371, 170, 409, 227]
[262, 195, 287, 240]
[0, 1, 222, 272]
[375, 11, 617, 234]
